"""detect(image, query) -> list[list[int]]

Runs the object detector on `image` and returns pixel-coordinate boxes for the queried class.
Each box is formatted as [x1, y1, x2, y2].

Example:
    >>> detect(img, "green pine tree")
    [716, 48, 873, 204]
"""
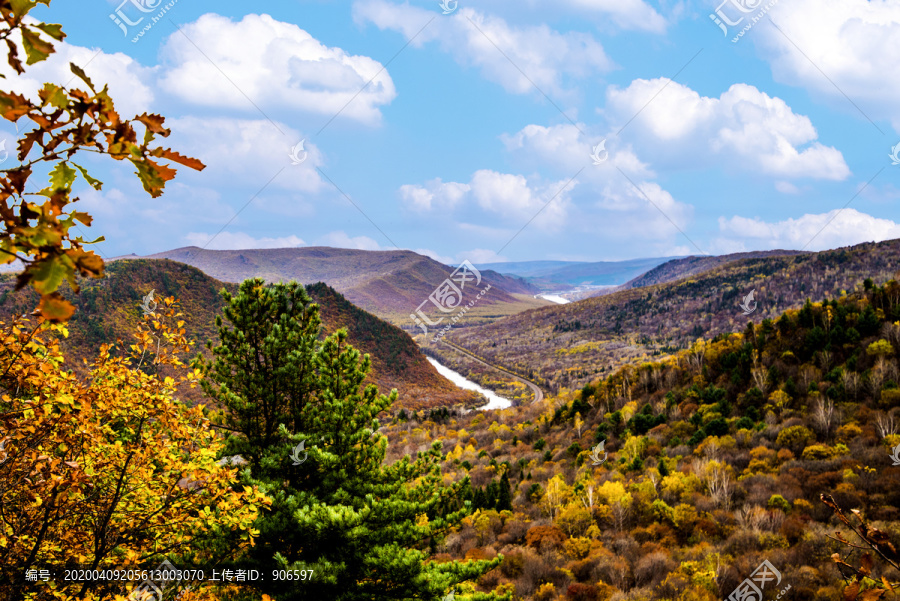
[496, 472, 512, 512]
[197, 279, 504, 600]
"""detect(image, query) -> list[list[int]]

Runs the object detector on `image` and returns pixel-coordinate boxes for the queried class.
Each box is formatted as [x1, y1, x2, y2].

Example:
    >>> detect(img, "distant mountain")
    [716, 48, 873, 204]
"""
[447, 238, 900, 393]
[478, 257, 677, 291]
[129, 247, 540, 320]
[0, 259, 476, 410]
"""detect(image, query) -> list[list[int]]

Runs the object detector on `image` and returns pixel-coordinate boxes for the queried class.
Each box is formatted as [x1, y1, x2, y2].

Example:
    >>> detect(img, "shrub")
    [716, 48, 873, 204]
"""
[735, 416, 755, 430]
[768, 494, 791, 513]
[776, 425, 815, 454]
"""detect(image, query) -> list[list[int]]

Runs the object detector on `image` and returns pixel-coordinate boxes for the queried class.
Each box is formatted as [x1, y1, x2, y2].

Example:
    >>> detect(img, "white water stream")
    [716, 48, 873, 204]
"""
[426, 357, 512, 410]
[536, 293, 571, 304]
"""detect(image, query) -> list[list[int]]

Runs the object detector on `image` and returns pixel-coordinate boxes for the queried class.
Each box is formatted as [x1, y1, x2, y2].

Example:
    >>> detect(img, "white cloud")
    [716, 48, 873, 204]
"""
[715, 208, 900, 252]
[400, 179, 471, 212]
[353, 2, 612, 97]
[159, 13, 396, 125]
[414, 248, 456, 265]
[502, 122, 655, 179]
[775, 181, 801, 194]
[184, 232, 305, 250]
[562, 0, 667, 33]
[166, 117, 324, 193]
[458, 248, 508, 264]
[754, 0, 900, 132]
[499, 121, 694, 238]
[316, 231, 384, 251]
[605, 80, 850, 180]
[400, 170, 574, 231]
[0, 30, 154, 118]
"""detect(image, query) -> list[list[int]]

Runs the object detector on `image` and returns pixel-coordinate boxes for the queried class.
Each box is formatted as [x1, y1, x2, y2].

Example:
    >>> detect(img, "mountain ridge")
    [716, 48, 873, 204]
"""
[124, 246, 542, 321]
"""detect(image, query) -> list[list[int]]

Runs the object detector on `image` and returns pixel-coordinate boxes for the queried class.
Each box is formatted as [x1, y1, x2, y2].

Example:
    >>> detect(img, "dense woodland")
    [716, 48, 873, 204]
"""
[382, 276, 900, 600]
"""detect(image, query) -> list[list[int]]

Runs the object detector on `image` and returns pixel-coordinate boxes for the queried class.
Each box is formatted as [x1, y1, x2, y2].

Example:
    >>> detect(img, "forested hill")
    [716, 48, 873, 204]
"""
[447, 238, 900, 392]
[0, 259, 474, 409]
[621, 249, 806, 289]
[382, 276, 900, 600]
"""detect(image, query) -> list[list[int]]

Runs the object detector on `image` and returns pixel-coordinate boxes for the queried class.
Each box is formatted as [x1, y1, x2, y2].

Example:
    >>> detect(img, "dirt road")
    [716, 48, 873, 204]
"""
[439, 340, 545, 404]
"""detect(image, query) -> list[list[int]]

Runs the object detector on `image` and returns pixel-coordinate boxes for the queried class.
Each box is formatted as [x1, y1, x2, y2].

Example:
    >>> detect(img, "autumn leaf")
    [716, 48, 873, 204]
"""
[68, 61, 95, 92]
[0, 90, 31, 121]
[20, 27, 54, 65]
[135, 113, 169, 136]
[152, 147, 206, 171]
[37, 291, 75, 322]
[73, 163, 103, 190]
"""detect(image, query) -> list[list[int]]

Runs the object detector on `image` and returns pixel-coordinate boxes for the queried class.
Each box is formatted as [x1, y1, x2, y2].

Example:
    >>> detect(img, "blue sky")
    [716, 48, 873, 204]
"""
[5, 0, 900, 264]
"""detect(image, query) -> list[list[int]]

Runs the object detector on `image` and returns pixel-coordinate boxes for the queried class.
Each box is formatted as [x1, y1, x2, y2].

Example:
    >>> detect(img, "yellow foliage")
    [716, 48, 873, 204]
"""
[0, 304, 267, 599]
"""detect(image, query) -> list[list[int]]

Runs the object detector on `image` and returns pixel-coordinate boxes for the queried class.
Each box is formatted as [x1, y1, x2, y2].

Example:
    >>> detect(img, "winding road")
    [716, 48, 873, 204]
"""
[439, 339, 545, 404]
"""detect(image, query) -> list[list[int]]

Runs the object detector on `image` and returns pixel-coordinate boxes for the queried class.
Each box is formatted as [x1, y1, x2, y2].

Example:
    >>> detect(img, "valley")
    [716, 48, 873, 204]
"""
[5, 3, 900, 600]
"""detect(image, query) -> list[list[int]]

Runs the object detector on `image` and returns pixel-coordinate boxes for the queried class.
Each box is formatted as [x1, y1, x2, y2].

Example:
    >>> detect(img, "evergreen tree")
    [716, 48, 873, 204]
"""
[496, 472, 512, 511]
[198, 279, 503, 600]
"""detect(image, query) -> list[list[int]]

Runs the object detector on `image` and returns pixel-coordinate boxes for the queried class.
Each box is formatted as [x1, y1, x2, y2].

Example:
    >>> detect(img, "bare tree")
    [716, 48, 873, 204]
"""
[703, 439, 722, 461]
[883, 321, 900, 348]
[811, 397, 837, 440]
[876, 411, 899, 439]
[580, 484, 595, 513]
[869, 360, 886, 398]
[639, 368, 652, 394]
[799, 364, 822, 392]
[611, 498, 632, 532]
[687, 342, 706, 375]
[736, 504, 768, 533]
[842, 370, 861, 401]
[751, 365, 770, 396]
[706, 464, 734, 511]
[818, 350, 833, 371]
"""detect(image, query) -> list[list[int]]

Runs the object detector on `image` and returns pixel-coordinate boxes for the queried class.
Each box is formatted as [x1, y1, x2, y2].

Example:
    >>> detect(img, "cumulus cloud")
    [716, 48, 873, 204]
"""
[184, 232, 305, 250]
[499, 121, 694, 238]
[502, 122, 655, 179]
[605, 80, 850, 179]
[714, 208, 900, 252]
[400, 170, 575, 231]
[400, 179, 471, 212]
[0, 29, 154, 118]
[316, 231, 384, 251]
[159, 13, 396, 125]
[753, 0, 900, 132]
[353, 2, 611, 97]
[166, 117, 324, 193]
[562, 0, 667, 32]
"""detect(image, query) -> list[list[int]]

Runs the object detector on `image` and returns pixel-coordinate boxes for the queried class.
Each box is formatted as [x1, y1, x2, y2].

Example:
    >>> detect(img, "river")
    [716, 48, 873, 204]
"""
[536, 293, 571, 304]
[426, 357, 512, 410]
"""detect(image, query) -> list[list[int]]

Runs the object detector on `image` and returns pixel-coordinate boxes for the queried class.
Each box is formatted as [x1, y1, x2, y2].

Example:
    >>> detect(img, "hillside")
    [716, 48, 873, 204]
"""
[445, 239, 900, 393]
[622, 250, 806, 290]
[126, 246, 544, 322]
[479, 257, 676, 291]
[0, 259, 476, 410]
[382, 276, 900, 600]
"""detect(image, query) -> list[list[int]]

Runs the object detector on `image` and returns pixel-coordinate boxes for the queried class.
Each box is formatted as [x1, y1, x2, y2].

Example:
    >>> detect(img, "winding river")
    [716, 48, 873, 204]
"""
[426, 357, 512, 410]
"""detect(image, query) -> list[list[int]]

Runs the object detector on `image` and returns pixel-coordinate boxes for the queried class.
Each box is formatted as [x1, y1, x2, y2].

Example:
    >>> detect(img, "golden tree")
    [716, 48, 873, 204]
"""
[0, 299, 269, 601]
